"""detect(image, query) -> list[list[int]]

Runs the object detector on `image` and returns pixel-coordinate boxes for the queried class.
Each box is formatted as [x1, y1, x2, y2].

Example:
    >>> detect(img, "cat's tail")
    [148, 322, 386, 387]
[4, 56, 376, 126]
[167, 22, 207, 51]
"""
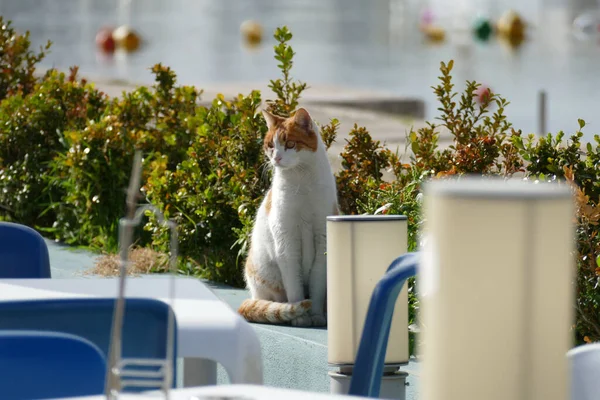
[237, 298, 312, 324]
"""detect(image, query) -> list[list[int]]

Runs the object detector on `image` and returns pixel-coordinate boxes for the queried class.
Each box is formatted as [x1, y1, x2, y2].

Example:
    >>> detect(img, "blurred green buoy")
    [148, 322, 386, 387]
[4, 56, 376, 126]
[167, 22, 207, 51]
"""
[473, 18, 493, 41]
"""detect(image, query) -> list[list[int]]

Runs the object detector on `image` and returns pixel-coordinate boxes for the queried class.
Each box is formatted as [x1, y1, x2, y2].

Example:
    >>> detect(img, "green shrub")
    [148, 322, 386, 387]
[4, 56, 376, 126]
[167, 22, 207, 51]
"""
[265, 27, 307, 117]
[0, 67, 107, 227]
[349, 61, 526, 353]
[513, 126, 600, 344]
[357, 60, 600, 348]
[46, 64, 201, 249]
[143, 91, 267, 285]
[335, 125, 395, 214]
[0, 17, 51, 101]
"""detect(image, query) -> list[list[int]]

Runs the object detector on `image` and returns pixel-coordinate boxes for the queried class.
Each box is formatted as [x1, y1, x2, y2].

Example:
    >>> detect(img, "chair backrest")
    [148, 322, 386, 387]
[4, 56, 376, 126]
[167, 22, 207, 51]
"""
[0, 221, 51, 278]
[0, 330, 106, 399]
[349, 252, 419, 398]
[567, 343, 600, 400]
[0, 297, 177, 391]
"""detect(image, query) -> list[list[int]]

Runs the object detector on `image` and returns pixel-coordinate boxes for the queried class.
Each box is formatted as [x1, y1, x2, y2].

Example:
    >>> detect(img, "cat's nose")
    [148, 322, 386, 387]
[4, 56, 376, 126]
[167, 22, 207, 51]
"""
[275, 155, 282, 163]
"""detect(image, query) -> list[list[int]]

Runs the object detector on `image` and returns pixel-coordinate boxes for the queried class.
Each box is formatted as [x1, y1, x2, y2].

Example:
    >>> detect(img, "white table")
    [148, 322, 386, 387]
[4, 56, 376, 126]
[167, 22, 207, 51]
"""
[0, 276, 263, 386]
[51, 384, 366, 399]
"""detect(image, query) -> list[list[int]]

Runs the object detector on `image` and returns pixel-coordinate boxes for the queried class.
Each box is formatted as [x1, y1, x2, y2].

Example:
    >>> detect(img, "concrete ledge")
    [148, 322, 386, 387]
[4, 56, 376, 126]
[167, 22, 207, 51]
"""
[82, 76, 426, 120]
[307, 97, 425, 120]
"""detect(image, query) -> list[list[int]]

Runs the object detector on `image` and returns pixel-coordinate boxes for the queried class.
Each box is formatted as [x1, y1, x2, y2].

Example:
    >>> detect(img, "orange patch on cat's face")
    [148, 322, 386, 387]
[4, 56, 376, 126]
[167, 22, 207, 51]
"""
[263, 115, 318, 153]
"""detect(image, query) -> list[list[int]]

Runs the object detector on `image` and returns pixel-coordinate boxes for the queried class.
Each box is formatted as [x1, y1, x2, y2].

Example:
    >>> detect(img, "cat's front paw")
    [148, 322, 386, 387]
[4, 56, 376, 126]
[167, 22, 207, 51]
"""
[290, 314, 327, 327]
[290, 315, 313, 327]
[310, 314, 327, 327]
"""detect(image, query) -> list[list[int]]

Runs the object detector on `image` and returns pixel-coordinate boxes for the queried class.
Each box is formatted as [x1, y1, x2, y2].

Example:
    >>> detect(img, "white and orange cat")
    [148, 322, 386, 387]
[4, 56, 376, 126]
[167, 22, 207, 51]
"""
[238, 108, 338, 327]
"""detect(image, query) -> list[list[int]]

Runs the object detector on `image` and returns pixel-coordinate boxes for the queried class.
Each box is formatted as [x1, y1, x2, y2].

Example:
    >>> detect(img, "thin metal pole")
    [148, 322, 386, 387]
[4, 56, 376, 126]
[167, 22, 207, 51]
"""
[105, 151, 143, 399]
[538, 90, 547, 135]
[104, 151, 177, 399]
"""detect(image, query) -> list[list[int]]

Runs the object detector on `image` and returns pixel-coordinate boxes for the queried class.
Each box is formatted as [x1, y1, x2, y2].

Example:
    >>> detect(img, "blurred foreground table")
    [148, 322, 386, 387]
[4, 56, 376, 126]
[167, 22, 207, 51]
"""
[0, 276, 263, 387]
[50, 384, 367, 399]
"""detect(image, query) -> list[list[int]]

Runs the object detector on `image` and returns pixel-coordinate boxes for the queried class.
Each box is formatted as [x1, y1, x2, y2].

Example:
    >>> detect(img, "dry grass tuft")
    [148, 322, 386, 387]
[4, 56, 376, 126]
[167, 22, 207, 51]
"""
[88, 247, 169, 277]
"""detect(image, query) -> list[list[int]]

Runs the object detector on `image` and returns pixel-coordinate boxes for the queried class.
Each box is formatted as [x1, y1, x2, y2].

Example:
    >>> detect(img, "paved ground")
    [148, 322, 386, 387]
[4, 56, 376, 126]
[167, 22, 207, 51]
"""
[46, 239, 99, 278]
[211, 279, 421, 399]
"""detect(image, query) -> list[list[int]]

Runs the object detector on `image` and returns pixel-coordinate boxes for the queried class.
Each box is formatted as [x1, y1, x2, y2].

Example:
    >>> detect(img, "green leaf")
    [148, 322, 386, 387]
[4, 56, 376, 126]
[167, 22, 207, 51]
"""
[411, 141, 420, 154]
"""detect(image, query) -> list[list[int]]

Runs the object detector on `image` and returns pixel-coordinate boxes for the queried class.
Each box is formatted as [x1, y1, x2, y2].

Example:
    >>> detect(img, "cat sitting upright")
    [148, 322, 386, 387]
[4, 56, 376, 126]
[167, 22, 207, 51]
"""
[237, 108, 339, 327]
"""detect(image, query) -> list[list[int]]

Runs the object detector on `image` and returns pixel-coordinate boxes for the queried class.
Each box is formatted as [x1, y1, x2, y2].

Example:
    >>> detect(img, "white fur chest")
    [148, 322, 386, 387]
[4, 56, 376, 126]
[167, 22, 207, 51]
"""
[269, 179, 334, 227]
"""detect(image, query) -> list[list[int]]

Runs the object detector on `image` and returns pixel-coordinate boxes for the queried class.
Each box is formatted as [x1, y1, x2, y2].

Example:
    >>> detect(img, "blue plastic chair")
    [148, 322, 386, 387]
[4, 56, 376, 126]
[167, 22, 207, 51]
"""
[0, 330, 106, 399]
[348, 251, 420, 398]
[567, 343, 600, 400]
[0, 297, 177, 392]
[0, 221, 51, 278]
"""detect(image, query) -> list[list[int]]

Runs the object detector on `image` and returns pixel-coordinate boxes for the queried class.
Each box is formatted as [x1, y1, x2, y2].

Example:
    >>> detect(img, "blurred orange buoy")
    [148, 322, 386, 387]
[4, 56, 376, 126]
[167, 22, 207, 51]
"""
[240, 20, 263, 46]
[422, 25, 446, 43]
[112, 25, 141, 52]
[497, 10, 525, 48]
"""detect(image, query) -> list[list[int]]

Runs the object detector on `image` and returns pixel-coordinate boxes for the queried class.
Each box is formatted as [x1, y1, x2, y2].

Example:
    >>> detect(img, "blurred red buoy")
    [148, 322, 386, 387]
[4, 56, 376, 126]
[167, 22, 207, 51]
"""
[95, 26, 115, 54]
[475, 85, 492, 104]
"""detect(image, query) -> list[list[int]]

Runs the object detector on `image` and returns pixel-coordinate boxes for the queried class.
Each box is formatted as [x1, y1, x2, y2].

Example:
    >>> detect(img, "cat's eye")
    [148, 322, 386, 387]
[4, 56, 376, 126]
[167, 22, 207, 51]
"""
[267, 141, 274, 148]
[285, 140, 296, 149]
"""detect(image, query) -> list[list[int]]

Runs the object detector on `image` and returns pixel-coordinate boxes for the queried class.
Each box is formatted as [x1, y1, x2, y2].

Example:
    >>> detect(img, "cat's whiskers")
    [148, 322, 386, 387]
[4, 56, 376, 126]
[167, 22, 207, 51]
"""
[259, 159, 273, 184]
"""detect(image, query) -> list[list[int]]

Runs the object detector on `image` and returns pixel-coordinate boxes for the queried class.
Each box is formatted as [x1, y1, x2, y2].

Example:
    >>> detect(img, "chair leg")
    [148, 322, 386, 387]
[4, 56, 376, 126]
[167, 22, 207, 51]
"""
[183, 358, 217, 387]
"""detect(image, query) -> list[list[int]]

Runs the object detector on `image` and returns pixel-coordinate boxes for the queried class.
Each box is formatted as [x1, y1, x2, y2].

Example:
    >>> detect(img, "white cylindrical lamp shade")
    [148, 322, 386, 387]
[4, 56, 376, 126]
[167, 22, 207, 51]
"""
[327, 215, 409, 366]
[420, 177, 575, 400]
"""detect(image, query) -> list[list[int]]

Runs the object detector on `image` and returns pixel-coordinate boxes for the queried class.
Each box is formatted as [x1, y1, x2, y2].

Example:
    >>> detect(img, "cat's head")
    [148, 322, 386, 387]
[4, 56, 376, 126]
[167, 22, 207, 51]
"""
[262, 108, 319, 170]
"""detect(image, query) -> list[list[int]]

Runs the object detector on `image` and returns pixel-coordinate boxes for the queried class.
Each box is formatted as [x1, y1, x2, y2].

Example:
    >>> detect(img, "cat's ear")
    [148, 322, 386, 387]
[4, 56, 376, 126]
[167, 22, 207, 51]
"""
[262, 110, 280, 130]
[293, 108, 312, 130]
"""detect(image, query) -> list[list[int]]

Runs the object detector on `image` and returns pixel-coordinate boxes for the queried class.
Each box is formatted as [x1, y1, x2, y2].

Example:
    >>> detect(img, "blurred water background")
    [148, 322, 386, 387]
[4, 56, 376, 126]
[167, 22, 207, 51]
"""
[0, 0, 599, 137]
